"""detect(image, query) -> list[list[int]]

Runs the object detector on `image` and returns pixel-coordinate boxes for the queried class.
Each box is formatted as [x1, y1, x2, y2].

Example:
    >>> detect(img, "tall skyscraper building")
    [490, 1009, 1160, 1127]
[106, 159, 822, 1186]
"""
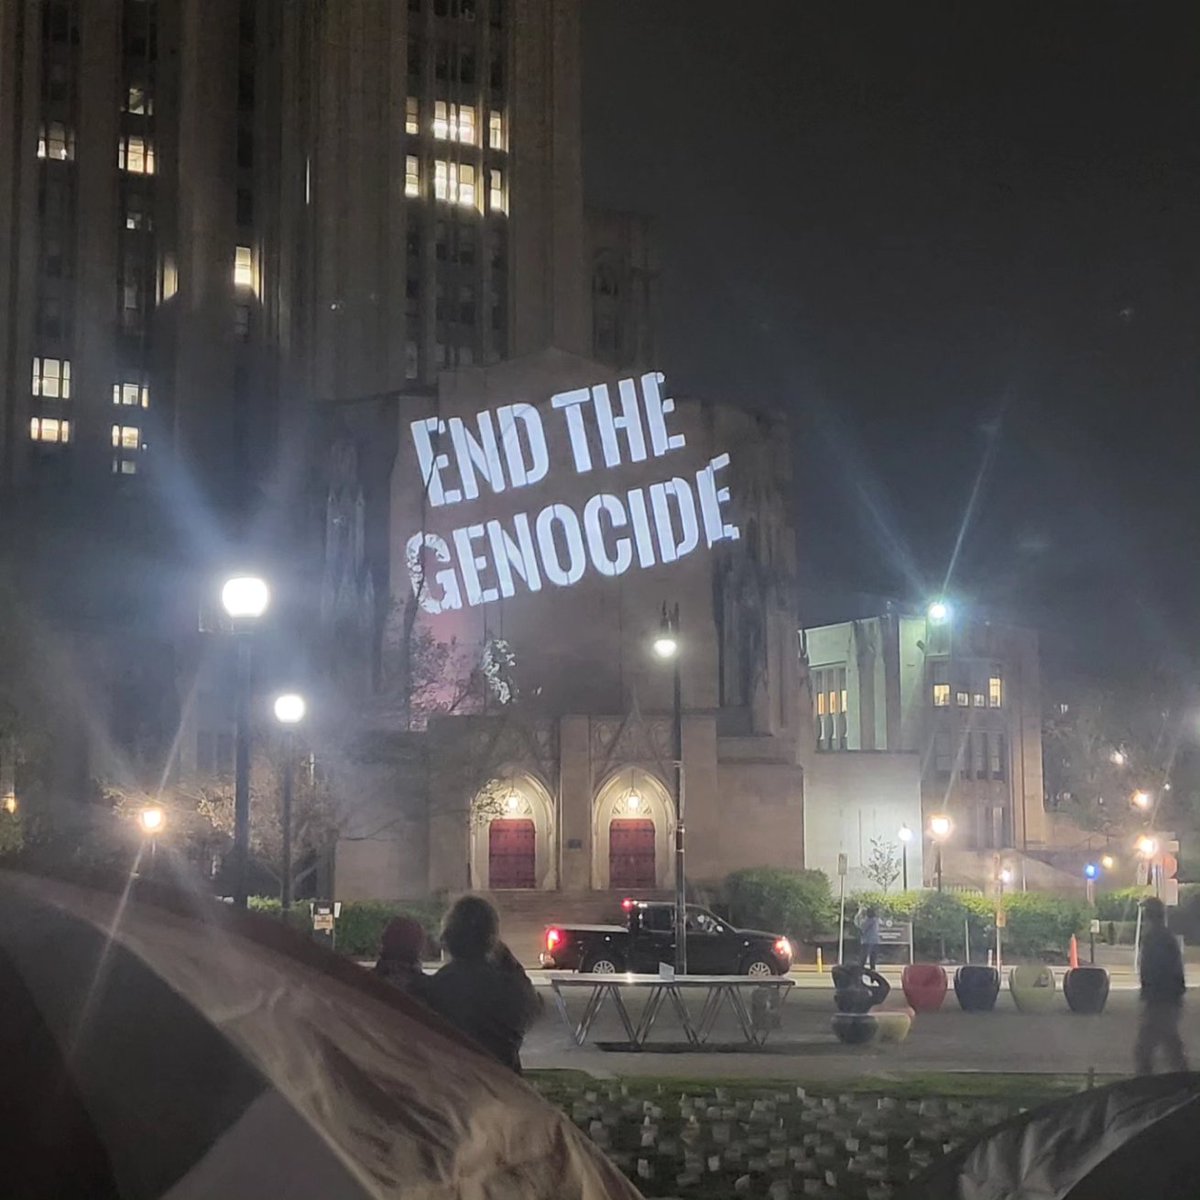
[0, 0, 587, 512]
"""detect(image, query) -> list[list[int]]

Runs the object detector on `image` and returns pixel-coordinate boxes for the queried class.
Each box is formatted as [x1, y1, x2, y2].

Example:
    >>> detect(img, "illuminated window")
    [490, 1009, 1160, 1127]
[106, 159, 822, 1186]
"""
[114, 459, 138, 475]
[32, 357, 71, 399]
[125, 84, 153, 115]
[956, 691, 969, 707]
[406, 97, 419, 135]
[933, 683, 950, 707]
[405, 155, 420, 197]
[112, 382, 149, 408]
[489, 168, 506, 214]
[434, 160, 475, 207]
[433, 100, 476, 143]
[973, 693, 986, 707]
[112, 424, 141, 450]
[37, 122, 74, 161]
[29, 417, 70, 443]
[489, 110, 505, 150]
[989, 674, 1003, 708]
[816, 690, 826, 716]
[234, 245, 253, 288]
[118, 135, 155, 174]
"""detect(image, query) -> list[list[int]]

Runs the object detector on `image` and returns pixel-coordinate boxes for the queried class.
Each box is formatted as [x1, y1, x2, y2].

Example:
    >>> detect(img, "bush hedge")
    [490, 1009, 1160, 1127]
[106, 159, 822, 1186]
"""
[248, 895, 449, 958]
[718, 868, 835, 942]
[848, 889, 1087, 961]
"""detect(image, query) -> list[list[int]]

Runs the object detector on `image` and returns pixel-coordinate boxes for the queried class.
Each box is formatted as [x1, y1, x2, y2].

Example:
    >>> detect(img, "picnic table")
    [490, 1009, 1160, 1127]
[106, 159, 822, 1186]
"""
[548, 973, 795, 1049]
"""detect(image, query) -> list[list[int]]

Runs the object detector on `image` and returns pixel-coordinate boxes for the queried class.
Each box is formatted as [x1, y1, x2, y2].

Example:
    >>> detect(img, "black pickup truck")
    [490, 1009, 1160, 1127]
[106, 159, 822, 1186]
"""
[540, 898, 793, 976]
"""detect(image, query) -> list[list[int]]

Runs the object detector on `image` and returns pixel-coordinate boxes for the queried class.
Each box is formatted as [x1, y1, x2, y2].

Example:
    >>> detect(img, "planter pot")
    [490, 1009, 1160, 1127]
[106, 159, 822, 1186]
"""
[831, 964, 891, 1013]
[874, 1009, 914, 1043]
[831, 1013, 879, 1046]
[1009, 964, 1059, 1013]
[902, 964, 948, 1013]
[954, 965, 1000, 1012]
[1063, 966, 1110, 1014]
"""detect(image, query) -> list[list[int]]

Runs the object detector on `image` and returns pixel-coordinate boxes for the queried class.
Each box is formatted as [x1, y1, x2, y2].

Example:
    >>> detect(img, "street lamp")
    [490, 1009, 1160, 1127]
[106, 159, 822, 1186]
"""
[929, 814, 952, 893]
[1110, 749, 1127, 767]
[1132, 790, 1152, 811]
[139, 805, 165, 874]
[1101, 853, 1116, 871]
[898, 824, 914, 890]
[1084, 861, 1098, 906]
[927, 600, 950, 625]
[273, 692, 306, 911]
[221, 573, 269, 909]
[653, 602, 686, 975]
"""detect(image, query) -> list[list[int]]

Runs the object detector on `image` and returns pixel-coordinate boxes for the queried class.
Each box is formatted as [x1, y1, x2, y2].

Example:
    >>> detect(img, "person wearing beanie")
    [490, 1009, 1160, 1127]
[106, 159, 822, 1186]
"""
[374, 916, 429, 993]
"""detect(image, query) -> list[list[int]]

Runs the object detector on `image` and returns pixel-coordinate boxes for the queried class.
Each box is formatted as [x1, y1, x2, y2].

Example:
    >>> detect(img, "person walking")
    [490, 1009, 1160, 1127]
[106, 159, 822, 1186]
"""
[422, 895, 540, 1073]
[858, 905, 882, 972]
[374, 916, 429, 994]
[1134, 897, 1188, 1075]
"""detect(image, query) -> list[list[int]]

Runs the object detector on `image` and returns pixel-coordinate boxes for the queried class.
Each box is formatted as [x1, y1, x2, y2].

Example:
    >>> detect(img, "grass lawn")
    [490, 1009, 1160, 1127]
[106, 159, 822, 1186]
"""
[528, 1070, 1108, 1199]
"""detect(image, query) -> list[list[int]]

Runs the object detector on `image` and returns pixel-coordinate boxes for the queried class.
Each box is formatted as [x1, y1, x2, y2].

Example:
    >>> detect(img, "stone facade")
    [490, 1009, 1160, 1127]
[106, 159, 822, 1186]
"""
[334, 350, 807, 901]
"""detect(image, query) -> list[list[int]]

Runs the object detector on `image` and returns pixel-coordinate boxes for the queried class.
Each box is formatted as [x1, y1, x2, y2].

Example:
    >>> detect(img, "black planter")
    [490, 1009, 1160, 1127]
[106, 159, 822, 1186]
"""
[831, 1013, 879, 1045]
[831, 964, 891, 1013]
[954, 965, 1000, 1012]
[1063, 966, 1111, 1014]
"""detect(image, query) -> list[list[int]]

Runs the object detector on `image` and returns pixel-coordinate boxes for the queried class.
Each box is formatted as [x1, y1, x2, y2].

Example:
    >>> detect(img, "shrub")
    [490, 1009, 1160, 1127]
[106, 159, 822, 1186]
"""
[1000, 892, 1088, 957]
[720, 868, 835, 942]
[1095, 887, 1151, 921]
[247, 894, 449, 957]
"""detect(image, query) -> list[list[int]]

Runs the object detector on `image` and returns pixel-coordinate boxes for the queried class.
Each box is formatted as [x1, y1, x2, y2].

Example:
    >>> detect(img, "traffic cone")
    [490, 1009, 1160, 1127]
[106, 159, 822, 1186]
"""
[1069, 934, 1079, 969]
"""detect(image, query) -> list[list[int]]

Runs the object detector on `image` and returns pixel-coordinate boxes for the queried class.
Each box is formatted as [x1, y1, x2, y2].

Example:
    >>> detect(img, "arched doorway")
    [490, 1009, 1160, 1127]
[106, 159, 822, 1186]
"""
[592, 768, 674, 891]
[469, 773, 556, 890]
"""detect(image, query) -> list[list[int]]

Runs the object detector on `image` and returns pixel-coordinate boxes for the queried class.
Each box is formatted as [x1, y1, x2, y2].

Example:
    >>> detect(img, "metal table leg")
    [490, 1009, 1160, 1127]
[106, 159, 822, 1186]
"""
[664, 985, 700, 1045]
[633, 984, 667, 1046]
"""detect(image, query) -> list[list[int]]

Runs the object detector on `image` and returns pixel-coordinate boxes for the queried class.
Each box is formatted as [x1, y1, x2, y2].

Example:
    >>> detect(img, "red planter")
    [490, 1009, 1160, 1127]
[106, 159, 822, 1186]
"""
[902, 964, 948, 1012]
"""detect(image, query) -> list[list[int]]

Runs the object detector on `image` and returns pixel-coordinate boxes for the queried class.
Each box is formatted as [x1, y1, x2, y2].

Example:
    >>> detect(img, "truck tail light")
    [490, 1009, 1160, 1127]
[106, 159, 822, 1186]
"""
[621, 897, 635, 912]
[546, 928, 562, 952]
[775, 937, 793, 959]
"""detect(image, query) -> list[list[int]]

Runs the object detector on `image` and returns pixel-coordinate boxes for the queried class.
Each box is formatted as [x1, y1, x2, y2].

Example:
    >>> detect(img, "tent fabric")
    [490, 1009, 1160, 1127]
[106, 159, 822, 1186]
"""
[0, 871, 641, 1200]
[908, 1073, 1200, 1200]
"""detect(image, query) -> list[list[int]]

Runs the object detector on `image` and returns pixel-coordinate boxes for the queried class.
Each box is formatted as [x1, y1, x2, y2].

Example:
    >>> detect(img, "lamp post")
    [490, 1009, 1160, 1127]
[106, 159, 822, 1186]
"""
[653, 601, 686, 975]
[898, 824, 913, 891]
[273, 692, 306, 911]
[996, 866, 1012, 971]
[929, 814, 952, 893]
[221, 574, 270, 909]
[139, 805, 165, 874]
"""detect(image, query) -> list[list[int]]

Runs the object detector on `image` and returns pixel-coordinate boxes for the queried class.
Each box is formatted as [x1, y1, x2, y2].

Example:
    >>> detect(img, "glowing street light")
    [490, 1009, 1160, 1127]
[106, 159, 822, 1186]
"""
[927, 600, 951, 625]
[220, 575, 270, 621]
[1136, 834, 1159, 858]
[1132, 790, 1152, 811]
[273, 692, 306, 725]
[898, 823, 914, 890]
[929, 814, 952, 893]
[1101, 854, 1116, 870]
[2, 792, 16, 815]
[999, 866, 1014, 886]
[139, 806, 165, 835]
[221, 573, 270, 910]
[1109, 749, 1127, 767]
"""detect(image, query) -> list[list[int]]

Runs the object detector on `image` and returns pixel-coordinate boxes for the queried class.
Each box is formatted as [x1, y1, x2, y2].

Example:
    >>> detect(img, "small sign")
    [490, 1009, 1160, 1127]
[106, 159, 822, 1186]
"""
[1136, 861, 1149, 887]
[837, 853, 848, 877]
[311, 901, 337, 932]
[1090, 919, 1101, 933]
[877, 921, 913, 946]
[995, 910, 1007, 929]
[1164, 879, 1180, 907]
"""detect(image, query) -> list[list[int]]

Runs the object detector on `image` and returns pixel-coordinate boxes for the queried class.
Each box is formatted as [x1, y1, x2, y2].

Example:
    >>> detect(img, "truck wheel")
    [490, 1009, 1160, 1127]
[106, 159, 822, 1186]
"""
[742, 956, 776, 978]
[583, 954, 622, 974]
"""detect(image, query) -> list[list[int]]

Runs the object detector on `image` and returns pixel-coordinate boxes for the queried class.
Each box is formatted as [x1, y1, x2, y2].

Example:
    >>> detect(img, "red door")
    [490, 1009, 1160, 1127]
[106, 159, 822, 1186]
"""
[488, 819, 536, 889]
[610, 819, 656, 890]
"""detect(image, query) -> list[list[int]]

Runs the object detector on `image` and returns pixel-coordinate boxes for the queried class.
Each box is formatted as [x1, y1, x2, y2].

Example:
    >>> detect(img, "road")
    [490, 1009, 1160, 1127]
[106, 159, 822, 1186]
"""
[522, 970, 1199, 1080]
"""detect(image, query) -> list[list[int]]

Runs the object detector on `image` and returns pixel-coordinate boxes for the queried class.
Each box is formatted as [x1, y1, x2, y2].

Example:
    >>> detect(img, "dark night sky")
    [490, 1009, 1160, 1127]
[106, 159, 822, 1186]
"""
[582, 2, 1200, 684]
